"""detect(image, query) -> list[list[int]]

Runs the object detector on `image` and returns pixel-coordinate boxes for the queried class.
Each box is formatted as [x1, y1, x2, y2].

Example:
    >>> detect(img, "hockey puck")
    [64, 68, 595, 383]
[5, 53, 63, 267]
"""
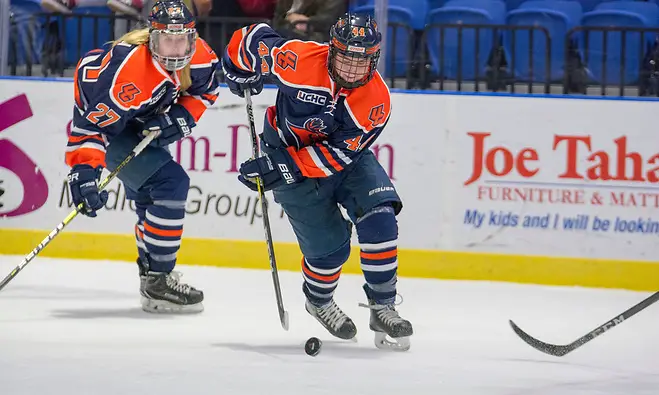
[304, 337, 322, 356]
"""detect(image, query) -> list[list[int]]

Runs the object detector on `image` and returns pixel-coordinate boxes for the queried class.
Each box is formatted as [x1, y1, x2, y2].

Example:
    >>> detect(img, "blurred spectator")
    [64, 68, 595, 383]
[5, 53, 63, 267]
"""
[236, 0, 276, 19]
[273, 0, 346, 42]
[9, 0, 46, 68]
[40, 0, 211, 18]
[201, 0, 270, 55]
[107, 0, 211, 48]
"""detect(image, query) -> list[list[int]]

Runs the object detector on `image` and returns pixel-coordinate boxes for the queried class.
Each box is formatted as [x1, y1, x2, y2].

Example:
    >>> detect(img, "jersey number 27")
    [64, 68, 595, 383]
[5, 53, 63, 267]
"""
[86, 103, 121, 128]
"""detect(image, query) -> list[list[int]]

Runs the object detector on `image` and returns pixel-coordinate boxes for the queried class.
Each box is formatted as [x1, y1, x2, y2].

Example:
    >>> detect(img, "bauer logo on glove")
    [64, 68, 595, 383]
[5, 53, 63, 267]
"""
[278, 163, 295, 184]
[141, 104, 196, 147]
[67, 164, 109, 218]
[237, 149, 303, 191]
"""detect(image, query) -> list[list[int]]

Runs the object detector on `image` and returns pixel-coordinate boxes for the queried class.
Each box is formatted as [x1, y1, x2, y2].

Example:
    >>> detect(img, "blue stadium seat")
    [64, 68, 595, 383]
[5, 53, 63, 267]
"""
[428, 0, 448, 12]
[353, 5, 415, 78]
[581, 1, 659, 84]
[63, 7, 113, 66]
[505, 0, 529, 11]
[505, 0, 619, 13]
[426, 0, 506, 80]
[350, 0, 428, 29]
[504, 0, 583, 82]
[578, 0, 607, 12]
[393, 0, 428, 29]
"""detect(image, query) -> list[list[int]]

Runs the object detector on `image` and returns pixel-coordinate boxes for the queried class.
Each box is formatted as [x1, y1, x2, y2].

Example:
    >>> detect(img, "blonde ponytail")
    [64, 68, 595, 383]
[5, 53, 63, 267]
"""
[178, 65, 192, 92]
[112, 27, 150, 46]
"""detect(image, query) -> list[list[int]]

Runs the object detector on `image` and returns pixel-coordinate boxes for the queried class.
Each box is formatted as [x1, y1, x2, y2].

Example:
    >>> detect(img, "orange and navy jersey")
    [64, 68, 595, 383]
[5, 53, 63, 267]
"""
[224, 23, 391, 178]
[67, 37, 219, 169]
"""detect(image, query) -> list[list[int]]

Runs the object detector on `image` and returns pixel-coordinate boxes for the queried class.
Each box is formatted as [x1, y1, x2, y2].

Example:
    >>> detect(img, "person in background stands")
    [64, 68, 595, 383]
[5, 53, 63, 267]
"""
[41, 0, 211, 19]
[273, 0, 347, 42]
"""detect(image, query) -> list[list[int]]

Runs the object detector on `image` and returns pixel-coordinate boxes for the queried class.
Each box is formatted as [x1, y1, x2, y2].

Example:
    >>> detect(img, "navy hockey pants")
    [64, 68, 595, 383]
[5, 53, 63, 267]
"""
[267, 143, 403, 305]
[105, 128, 189, 273]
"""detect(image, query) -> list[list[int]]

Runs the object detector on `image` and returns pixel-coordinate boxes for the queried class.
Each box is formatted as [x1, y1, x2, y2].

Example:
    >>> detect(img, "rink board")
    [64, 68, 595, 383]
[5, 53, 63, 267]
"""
[2, 229, 659, 291]
[1, 78, 659, 291]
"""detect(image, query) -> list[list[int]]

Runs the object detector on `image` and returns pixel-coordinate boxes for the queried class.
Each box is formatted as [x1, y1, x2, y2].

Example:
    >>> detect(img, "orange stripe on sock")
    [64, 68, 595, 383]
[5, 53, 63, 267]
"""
[360, 248, 397, 260]
[301, 258, 341, 283]
[144, 222, 183, 238]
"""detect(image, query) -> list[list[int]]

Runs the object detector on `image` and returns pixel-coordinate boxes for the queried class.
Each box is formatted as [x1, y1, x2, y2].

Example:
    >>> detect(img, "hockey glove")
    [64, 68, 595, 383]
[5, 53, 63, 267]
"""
[67, 164, 108, 218]
[221, 57, 263, 98]
[238, 149, 304, 191]
[141, 104, 195, 147]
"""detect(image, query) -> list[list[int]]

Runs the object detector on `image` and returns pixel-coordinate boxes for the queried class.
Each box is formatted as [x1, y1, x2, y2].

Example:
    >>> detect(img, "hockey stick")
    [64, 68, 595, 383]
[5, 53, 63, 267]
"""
[509, 290, 659, 356]
[0, 131, 158, 292]
[243, 89, 290, 331]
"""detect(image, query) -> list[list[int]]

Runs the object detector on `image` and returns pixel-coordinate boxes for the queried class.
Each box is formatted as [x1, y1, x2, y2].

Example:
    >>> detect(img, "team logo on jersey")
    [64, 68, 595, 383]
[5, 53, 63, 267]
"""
[368, 104, 387, 128]
[296, 90, 327, 106]
[285, 118, 328, 143]
[275, 50, 298, 70]
[118, 83, 141, 104]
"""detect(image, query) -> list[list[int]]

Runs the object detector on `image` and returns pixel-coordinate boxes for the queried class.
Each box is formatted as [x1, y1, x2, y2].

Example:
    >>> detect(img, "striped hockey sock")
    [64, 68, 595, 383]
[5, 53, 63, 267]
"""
[140, 199, 186, 273]
[357, 205, 399, 304]
[301, 243, 350, 306]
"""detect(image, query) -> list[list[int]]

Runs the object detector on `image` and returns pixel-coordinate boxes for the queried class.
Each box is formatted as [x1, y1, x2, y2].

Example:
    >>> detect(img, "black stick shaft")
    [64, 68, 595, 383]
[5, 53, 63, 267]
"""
[244, 90, 289, 331]
[510, 291, 659, 356]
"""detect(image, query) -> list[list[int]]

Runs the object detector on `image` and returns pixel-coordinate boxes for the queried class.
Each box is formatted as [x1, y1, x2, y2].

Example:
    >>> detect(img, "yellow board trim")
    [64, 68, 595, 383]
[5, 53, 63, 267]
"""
[1, 229, 658, 291]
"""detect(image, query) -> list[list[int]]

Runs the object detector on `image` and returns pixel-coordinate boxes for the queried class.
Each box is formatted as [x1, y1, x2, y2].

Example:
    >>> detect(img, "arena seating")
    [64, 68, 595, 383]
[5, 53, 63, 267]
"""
[8, 0, 659, 93]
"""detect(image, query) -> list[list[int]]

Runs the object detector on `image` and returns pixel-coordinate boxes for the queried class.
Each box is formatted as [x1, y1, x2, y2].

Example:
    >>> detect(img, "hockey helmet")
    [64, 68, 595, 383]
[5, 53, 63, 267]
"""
[327, 13, 382, 89]
[148, 0, 197, 71]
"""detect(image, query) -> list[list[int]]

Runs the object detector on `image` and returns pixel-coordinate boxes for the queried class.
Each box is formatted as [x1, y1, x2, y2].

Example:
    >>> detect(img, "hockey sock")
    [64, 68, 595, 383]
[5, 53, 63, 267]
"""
[302, 241, 350, 306]
[142, 162, 189, 273]
[356, 204, 399, 305]
[134, 196, 151, 262]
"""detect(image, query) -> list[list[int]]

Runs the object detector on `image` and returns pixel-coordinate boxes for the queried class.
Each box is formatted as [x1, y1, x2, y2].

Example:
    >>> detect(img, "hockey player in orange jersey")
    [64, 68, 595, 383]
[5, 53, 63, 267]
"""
[65, 0, 219, 313]
[221, 14, 413, 350]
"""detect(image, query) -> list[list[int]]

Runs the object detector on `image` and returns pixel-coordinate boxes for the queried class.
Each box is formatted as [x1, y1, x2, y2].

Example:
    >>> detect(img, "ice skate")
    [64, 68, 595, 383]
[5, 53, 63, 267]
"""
[137, 258, 204, 314]
[360, 285, 413, 351]
[305, 299, 357, 340]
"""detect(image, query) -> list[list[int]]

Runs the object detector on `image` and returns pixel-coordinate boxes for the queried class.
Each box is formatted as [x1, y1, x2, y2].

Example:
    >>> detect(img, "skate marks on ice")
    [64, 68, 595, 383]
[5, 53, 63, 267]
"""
[2, 257, 659, 395]
[50, 307, 173, 320]
[480, 356, 659, 395]
[212, 339, 384, 360]
[0, 284, 135, 300]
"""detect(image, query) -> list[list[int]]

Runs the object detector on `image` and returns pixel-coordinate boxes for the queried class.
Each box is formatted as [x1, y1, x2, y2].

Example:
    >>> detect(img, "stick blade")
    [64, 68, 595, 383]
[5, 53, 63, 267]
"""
[509, 320, 573, 357]
[281, 310, 290, 331]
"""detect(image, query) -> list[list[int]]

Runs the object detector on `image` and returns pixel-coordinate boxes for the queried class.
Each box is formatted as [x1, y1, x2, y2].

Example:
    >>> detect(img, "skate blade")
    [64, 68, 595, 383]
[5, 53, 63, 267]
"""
[374, 332, 410, 352]
[141, 296, 204, 314]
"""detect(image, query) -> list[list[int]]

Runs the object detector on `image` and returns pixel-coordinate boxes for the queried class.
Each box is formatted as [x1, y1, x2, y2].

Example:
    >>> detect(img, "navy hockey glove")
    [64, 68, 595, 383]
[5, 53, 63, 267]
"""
[221, 57, 263, 98]
[67, 164, 108, 218]
[142, 104, 195, 147]
[238, 149, 304, 191]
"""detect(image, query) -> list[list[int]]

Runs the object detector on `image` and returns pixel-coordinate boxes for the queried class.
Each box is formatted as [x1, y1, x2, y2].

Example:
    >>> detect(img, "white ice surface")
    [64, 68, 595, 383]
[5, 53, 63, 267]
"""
[0, 256, 658, 395]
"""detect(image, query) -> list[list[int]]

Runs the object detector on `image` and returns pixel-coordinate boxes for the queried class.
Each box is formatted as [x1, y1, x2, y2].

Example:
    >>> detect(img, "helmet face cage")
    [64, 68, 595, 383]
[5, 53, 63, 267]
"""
[327, 14, 381, 89]
[148, 0, 197, 71]
[149, 28, 196, 71]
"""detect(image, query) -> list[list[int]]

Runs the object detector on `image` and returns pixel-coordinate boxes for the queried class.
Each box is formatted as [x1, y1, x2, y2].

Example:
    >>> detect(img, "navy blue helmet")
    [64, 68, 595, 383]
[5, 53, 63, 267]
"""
[327, 13, 382, 89]
[148, 0, 197, 71]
